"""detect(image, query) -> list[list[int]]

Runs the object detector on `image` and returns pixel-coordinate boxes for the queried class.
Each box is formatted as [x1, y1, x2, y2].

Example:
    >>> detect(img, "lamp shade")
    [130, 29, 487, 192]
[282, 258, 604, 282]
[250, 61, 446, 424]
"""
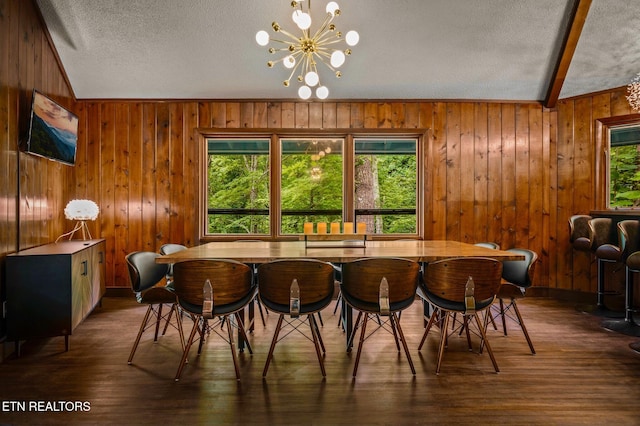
[64, 199, 100, 221]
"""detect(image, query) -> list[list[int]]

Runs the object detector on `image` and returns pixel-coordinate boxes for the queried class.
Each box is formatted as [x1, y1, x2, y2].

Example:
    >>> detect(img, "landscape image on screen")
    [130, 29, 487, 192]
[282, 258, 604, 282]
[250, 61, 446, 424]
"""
[28, 91, 78, 165]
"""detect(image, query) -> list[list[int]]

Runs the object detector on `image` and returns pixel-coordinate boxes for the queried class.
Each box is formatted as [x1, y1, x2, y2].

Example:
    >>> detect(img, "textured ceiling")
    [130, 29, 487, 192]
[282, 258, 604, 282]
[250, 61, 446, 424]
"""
[35, 0, 640, 102]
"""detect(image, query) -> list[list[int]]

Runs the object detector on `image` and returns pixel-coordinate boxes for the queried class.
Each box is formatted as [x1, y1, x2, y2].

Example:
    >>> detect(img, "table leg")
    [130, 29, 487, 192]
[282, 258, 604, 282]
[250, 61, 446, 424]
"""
[342, 298, 353, 351]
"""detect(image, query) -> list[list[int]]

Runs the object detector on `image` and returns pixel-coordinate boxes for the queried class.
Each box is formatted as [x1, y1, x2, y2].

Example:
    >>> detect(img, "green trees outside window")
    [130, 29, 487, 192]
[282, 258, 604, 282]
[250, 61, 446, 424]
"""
[610, 125, 640, 208]
[205, 136, 419, 236]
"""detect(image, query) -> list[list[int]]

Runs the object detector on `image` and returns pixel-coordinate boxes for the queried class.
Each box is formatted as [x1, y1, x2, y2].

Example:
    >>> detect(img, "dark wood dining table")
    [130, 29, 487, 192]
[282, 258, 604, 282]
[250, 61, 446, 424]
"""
[156, 239, 523, 264]
[157, 239, 524, 349]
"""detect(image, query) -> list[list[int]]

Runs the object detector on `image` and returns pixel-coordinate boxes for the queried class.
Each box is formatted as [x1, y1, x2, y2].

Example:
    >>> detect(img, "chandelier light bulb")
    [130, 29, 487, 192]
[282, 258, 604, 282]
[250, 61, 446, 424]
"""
[305, 71, 319, 86]
[256, 30, 270, 46]
[284, 55, 296, 69]
[295, 12, 311, 30]
[316, 86, 329, 99]
[298, 85, 312, 100]
[330, 50, 346, 67]
[326, 2, 340, 16]
[346, 30, 359, 46]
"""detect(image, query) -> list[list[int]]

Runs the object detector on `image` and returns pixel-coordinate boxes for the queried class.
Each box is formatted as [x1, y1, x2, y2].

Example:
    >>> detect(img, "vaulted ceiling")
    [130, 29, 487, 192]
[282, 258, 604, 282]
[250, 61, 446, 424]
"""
[36, 0, 640, 105]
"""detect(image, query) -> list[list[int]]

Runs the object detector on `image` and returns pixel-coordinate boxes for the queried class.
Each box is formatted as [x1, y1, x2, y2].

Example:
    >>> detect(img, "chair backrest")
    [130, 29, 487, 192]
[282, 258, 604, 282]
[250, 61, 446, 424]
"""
[341, 257, 420, 306]
[159, 243, 187, 278]
[423, 257, 502, 305]
[159, 243, 188, 255]
[257, 259, 335, 307]
[588, 217, 614, 250]
[172, 259, 253, 307]
[474, 242, 500, 250]
[618, 220, 640, 261]
[569, 215, 592, 243]
[126, 251, 170, 293]
[501, 248, 538, 289]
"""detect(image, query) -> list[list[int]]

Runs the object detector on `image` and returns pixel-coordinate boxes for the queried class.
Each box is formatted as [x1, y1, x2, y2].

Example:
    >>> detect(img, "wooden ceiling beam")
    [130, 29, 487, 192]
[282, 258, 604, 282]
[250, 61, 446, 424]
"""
[544, 0, 592, 109]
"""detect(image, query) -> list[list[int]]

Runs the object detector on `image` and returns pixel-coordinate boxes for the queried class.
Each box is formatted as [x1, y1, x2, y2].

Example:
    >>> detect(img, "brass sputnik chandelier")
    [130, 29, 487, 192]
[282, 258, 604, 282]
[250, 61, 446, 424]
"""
[627, 72, 640, 112]
[255, 1, 360, 100]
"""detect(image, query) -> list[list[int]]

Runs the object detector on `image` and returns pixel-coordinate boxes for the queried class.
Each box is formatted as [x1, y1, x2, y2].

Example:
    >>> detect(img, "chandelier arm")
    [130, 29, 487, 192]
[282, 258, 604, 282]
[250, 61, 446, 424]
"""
[313, 52, 338, 73]
[311, 12, 336, 41]
[274, 28, 305, 44]
[286, 56, 306, 83]
[314, 36, 345, 47]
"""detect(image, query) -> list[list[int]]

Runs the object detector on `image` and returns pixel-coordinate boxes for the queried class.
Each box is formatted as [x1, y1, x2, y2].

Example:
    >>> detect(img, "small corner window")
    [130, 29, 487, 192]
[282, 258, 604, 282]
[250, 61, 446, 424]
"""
[609, 125, 640, 208]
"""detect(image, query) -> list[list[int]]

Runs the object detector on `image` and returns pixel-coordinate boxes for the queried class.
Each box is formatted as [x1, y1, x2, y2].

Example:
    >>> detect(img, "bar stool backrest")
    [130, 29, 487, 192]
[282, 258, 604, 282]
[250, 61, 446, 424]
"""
[618, 220, 640, 261]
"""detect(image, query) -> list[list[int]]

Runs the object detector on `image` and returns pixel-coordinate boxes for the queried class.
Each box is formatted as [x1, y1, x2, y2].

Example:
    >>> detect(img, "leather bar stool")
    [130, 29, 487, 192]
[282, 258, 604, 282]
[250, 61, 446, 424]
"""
[588, 217, 624, 317]
[568, 214, 592, 252]
[602, 220, 640, 336]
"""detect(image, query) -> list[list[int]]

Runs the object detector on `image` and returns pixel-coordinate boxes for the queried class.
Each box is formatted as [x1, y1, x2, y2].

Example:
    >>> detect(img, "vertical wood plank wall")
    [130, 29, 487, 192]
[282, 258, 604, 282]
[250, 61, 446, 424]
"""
[1, 0, 636, 302]
[73, 93, 632, 291]
[0, 0, 77, 336]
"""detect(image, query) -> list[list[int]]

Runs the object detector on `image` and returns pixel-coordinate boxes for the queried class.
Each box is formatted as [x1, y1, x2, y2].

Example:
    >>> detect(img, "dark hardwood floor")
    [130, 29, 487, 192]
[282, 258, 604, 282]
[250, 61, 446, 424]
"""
[1, 295, 640, 425]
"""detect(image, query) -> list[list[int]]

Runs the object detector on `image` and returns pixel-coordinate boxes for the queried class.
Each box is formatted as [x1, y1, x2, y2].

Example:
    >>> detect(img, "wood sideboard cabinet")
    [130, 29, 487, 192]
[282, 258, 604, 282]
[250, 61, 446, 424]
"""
[6, 239, 106, 355]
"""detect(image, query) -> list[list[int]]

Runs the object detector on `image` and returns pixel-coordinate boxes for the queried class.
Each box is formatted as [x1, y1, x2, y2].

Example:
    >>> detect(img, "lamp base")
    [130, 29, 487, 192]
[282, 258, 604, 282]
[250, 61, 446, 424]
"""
[55, 221, 92, 243]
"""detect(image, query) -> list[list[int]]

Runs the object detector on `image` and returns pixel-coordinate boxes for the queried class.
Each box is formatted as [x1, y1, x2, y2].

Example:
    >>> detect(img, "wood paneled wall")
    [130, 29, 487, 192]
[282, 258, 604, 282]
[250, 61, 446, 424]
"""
[0, 0, 78, 338]
[66, 96, 600, 292]
[1, 0, 635, 306]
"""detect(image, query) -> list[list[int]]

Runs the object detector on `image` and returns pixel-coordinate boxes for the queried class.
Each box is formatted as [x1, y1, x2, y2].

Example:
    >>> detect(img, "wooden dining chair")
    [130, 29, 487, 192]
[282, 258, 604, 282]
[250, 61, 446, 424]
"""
[257, 259, 336, 377]
[340, 257, 420, 378]
[125, 251, 185, 365]
[418, 257, 502, 374]
[492, 248, 538, 354]
[172, 259, 256, 381]
[159, 243, 187, 285]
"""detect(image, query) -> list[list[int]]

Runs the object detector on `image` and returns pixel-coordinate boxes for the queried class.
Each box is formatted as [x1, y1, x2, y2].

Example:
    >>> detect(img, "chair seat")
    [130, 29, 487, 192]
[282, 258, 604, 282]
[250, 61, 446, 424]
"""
[419, 286, 494, 312]
[626, 251, 640, 271]
[572, 237, 591, 252]
[342, 291, 415, 314]
[178, 287, 257, 316]
[136, 286, 177, 304]
[496, 282, 525, 299]
[261, 291, 333, 315]
[595, 243, 622, 261]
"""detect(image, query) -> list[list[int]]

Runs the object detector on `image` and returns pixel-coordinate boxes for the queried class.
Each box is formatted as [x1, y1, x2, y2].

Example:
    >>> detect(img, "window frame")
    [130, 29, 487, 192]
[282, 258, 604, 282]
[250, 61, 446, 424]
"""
[198, 128, 427, 242]
[595, 114, 640, 209]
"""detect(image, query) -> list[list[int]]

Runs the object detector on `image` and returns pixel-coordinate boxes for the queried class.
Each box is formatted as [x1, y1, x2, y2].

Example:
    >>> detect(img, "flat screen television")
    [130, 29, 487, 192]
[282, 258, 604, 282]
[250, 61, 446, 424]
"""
[26, 90, 78, 166]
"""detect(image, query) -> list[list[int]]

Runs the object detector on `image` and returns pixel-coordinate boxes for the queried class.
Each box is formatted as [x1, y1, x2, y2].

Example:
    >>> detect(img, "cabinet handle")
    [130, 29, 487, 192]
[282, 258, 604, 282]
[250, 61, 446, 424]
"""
[82, 260, 88, 276]
[99, 251, 104, 264]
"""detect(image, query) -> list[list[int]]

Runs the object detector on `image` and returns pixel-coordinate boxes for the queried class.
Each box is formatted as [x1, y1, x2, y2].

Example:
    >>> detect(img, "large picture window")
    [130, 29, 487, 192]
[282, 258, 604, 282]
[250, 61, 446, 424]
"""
[202, 132, 422, 239]
[280, 138, 344, 234]
[354, 139, 417, 234]
[205, 139, 270, 234]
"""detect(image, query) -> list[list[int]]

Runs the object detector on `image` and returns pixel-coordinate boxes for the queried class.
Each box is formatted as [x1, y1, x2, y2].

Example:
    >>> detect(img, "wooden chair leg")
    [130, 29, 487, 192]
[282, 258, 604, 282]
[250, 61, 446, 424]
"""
[352, 314, 369, 378]
[347, 311, 363, 350]
[235, 312, 253, 354]
[418, 307, 439, 350]
[162, 304, 174, 336]
[154, 303, 163, 341]
[311, 314, 326, 353]
[263, 314, 285, 377]
[128, 305, 153, 364]
[309, 315, 326, 376]
[511, 299, 536, 354]
[175, 317, 201, 381]
[473, 313, 500, 373]
[226, 314, 241, 380]
[435, 312, 451, 374]
[391, 313, 415, 375]
[500, 298, 508, 336]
